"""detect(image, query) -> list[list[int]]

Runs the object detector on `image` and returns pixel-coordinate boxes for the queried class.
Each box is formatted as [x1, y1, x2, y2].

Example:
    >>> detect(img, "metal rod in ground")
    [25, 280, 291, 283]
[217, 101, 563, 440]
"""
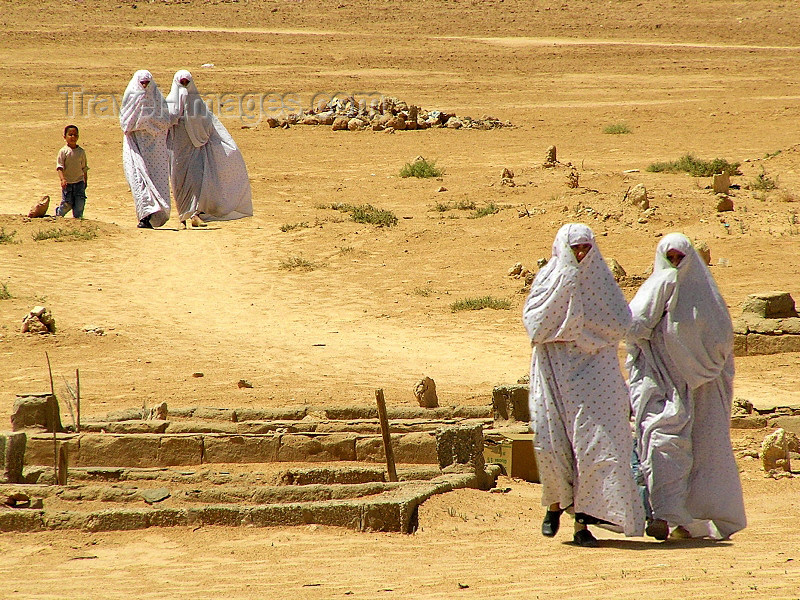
[375, 388, 398, 482]
[46, 352, 57, 476]
[76, 368, 81, 433]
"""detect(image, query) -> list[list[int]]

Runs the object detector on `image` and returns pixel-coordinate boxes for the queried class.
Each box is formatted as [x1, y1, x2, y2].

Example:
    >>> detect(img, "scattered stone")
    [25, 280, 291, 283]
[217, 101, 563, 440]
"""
[693, 239, 711, 265]
[606, 258, 627, 281]
[28, 195, 50, 218]
[436, 186, 447, 193]
[732, 397, 754, 416]
[331, 117, 349, 131]
[536, 257, 548, 269]
[716, 194, 734, 212]
[508, 263, 523, 277]
[147, 402, 168, 421]
[713, 172, 731, 194]
[543, 146, 557, 167]
[761, 428, 791, 472]
[566, 169, 579, 188]
[626, 184, 649, 210]
[192, 372, 204, 378]
[140, 488, 171, 504]
[21, 306, 55, 334]
[83, 325, 105, 335]
[414, 376, 439, 408]
[237, 379, 254, 389]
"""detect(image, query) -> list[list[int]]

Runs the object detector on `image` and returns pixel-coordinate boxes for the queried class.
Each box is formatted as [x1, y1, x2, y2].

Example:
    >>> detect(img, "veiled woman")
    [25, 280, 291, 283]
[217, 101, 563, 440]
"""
[120, 70, 174, 229]
[166, 70, 253, 227]
[523, 223, 645, 547]
[627, 233, 746, 540]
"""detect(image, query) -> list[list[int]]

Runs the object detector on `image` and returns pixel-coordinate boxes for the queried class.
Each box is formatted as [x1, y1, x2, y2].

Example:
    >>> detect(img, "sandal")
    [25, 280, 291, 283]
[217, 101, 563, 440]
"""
[670, 526, 692, 540]
[646, 518, 669, 541]
[573, 528, 599, 548]
[541, 509, 564, 538]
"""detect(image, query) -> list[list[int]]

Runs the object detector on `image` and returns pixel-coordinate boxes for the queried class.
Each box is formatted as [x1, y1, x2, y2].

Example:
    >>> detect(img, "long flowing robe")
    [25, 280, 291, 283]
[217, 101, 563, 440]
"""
[120, 70, 174, 227]
[523, 223, 645, 537]
[627, 233, 746, 539]
[166, 70, 253, 223]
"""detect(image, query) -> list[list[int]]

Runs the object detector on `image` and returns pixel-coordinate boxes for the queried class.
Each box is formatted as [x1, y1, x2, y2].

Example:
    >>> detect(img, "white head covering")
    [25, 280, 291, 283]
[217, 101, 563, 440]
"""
[120, 70, 173, 135]
[630, 232, 733, 388]
[523, 223, 632, 352]
[166, 70, 213, 148]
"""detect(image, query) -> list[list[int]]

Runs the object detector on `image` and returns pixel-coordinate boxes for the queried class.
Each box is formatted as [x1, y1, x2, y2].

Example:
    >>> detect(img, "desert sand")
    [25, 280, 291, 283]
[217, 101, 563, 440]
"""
[1, 1, 800, 598]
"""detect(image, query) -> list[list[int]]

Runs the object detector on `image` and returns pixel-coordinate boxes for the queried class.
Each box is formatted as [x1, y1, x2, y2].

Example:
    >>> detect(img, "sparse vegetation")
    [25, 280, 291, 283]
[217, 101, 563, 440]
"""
[0, 282, 11, 300]
[399, 157, 443, 178]
[750, 167, 778, 192]
[0, 227, 18, 244]
[32, 226, 98, 242]
[321, 203, 398, 227]
[469, 203, 500, 219]
[646, 154, 741, 177]
[603, 122, 631, 135]
[280, 222, 310, 232]
[279, 256, 320, 271]
[450, 295, 511, 312]
[413, 286, 435, 297]
[338, 246, 354, 254]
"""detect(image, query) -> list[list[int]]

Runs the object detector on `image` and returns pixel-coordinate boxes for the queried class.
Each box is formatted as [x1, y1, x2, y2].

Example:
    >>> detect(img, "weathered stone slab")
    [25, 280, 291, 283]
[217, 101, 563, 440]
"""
[733, 333, 747, 357]
[203, 435, 279, 464]
[435, 424, 485, 472]
[78, 434, 158, 468]
[165, 421, 238, 434]
[745, 333, 800, 355]
[1, 432, 27, 483]
[193, 407, 237, 422]
[236, 421, 317, 434]
[277, 434, 357, 462]
[158, 435, 203, 466]
[12, 394, 62, 432]
[0, 510, 44, 532]
[742, 292, 798, 319]
[108, 421, 169, 434]
[768, 415, 800, 436]
[24, 434, 79, 467]
[85, 509, 151, 531]
[730, 415, 768, 429]
[394, 432, 437, 464]
[236, 408, 308, 421]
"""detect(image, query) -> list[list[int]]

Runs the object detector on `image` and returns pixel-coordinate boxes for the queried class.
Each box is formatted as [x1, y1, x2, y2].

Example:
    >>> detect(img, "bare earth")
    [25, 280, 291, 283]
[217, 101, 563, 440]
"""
[1, 1, 800, 598]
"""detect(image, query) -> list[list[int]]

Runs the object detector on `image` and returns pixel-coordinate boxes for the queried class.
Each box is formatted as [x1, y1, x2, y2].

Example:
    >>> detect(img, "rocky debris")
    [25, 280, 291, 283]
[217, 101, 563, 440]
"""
[148, 402, 168, 421]
[414, 377, 439, 408]
[140, 488, 171, 504]
[732, 397, 754, 416]
[282, 95, 512, 132]
[543, 145, 558, 167]
[716, 194, 734, 212]
[28, 195, 50, 218]
[238, 379, 254, 389]
[625, 184, 649, 210]
[761, 428, 791, 473]
[500, 168, 515, 187]
[83, 325, 105, 336]
[21, 306, 55, 334]
[566, 168, 580, 188]
[536, 257, 548, 269]
[606, 258, 627, 281]
[693, 239, 712, 265]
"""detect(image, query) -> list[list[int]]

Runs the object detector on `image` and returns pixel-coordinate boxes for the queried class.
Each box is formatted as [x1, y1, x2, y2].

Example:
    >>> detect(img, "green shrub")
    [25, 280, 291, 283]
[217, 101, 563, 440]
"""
[399, 157, 443, 178]
[603, 122, 631, 135]
[280, 222, 310, 232]
[450, 296, 511, 312]
[750, 167, 778, 192]
[33, 226, 97, 241]
[279, 256, 319, 271]
[0, 282, 11, 300]
[469, 203, 500, 219]
[647, 154, 741, 177]
[0, 228, 18, 244]
[321, 202, 398, 227]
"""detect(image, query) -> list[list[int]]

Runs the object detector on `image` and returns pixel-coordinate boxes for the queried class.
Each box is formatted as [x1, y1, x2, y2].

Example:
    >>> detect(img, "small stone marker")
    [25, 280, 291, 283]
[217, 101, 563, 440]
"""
[543, 145, 557, 167]
[741, 291, 798, 319]
[761, 428, 791, 472]
[712, 172, 730, 194]
[414, 376, 439, 408]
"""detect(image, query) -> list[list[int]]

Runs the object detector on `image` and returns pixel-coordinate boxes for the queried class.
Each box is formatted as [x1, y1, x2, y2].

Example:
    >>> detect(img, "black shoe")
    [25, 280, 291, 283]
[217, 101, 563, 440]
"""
[646, 519, 669, 541]
[541, 509, 563, 538]
[137, 216, 153, 229]
[573, 528, 599, 547]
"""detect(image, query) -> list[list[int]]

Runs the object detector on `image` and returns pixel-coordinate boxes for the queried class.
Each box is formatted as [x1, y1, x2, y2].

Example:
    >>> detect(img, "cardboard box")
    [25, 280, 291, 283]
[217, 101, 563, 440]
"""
[483, 432, 539, 483]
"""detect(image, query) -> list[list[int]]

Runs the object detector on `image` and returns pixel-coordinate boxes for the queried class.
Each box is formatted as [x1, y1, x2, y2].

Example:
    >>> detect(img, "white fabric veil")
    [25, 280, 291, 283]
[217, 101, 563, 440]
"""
[120, 70, 172, 135]
[523, 223, 631, 353]
[629, 233, 732, 388]
[166, 70, 213, 148]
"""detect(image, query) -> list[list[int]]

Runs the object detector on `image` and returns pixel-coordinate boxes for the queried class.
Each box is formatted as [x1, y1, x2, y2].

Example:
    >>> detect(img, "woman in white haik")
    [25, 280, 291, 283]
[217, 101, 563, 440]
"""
[523, 224, 645, 547]
[120, 70, 174, 229]
[166, 70, 253, 228]
[627, 233, 746, 541]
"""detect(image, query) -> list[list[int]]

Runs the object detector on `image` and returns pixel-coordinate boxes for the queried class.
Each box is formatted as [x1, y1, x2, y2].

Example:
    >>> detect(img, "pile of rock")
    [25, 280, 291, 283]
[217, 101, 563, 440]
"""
[264, 96, 513, 131]
[21, 306, 55, 334]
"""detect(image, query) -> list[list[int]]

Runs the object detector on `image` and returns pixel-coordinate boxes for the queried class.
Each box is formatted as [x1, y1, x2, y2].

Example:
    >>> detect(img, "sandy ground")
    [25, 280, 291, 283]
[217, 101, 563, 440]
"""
[1, 0, 800, 598]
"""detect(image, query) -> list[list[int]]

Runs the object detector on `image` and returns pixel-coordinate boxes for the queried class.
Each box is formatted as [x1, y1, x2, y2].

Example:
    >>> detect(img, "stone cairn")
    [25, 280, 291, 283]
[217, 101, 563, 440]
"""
[263, 96, 513, 131]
